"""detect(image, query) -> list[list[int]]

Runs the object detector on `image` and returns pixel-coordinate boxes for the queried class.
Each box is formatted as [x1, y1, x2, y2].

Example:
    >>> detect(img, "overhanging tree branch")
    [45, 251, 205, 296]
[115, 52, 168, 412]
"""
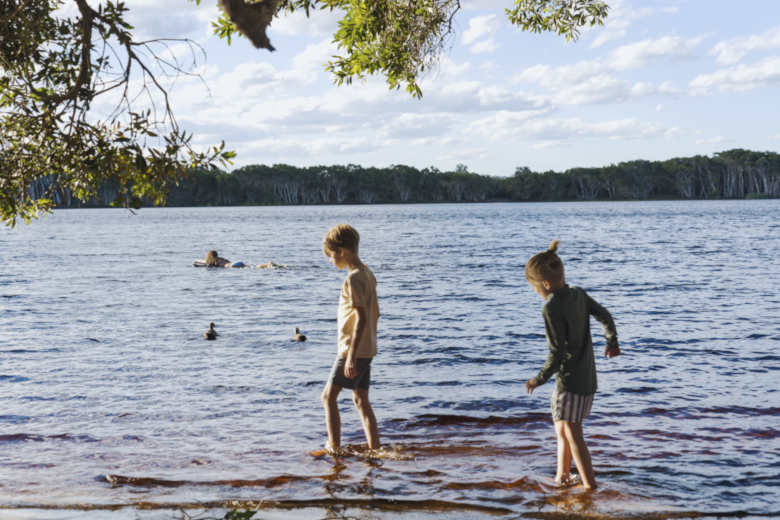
[0, 0, 235, 227]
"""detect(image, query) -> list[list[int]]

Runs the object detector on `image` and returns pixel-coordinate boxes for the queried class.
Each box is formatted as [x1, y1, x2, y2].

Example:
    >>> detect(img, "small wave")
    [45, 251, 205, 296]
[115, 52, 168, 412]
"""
[615, 387, 659, 394]
[103, 473, 322, 489]
[0, 433, 99, 444]
[442, 476, 546, 493]
[0, 375, 31, 383]
[397, 413, 550, 429]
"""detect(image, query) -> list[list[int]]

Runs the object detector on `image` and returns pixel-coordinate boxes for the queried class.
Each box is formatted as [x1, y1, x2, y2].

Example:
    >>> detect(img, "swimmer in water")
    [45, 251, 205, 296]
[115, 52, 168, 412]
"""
[203, 250, 244, 268]
[523, 240, 621, 490]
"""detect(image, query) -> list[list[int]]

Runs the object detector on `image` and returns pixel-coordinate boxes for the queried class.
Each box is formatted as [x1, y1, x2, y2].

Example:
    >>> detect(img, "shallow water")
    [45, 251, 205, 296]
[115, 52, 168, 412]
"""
[1, 201, 779, 517]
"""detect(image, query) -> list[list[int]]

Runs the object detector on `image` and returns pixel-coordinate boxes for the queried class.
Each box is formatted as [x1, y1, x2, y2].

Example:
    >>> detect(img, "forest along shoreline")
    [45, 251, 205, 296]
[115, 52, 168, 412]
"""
[28, 149, 780, 208]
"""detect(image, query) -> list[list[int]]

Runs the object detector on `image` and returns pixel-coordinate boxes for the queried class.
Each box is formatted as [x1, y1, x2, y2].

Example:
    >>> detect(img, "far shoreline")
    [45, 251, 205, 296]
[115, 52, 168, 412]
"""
[47, 195, 779, 211]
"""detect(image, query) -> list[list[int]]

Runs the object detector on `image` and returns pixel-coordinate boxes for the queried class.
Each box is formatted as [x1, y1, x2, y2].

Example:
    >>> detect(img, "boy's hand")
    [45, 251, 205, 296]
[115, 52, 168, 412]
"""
[525, 378, 538, 394]
[345, 355, 358, 379]
[605, 346, 621, 358]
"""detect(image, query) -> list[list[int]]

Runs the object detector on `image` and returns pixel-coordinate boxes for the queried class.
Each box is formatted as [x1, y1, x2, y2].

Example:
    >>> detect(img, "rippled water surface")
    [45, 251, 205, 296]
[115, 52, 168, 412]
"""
[1, 201, 779, 518]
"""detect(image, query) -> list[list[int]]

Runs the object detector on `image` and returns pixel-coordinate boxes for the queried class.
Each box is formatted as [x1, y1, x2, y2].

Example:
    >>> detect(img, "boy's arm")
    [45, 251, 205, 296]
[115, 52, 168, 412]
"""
[345, 306, 368, 378]
[533, 307, 568, 387]
[344, 276, 368, 379]
[586, 293, 620, 358]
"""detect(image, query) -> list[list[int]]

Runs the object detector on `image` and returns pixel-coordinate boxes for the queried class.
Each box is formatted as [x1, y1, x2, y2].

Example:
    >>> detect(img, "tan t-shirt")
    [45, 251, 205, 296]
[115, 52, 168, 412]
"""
[337, 265, 378, 358]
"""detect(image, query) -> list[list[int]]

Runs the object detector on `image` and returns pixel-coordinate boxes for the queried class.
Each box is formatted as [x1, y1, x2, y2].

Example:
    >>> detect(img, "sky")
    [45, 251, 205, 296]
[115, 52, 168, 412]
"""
[88, 0, 780, 176]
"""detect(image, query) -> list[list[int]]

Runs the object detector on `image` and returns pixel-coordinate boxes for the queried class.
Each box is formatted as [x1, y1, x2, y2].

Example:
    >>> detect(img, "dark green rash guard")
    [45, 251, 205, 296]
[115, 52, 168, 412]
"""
[534, 285, 619, 396]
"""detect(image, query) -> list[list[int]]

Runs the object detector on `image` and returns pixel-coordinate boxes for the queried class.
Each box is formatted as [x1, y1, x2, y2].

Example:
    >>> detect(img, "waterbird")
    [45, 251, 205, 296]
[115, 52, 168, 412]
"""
[203, 323, 218, 340]
[292, 328, 306, 342]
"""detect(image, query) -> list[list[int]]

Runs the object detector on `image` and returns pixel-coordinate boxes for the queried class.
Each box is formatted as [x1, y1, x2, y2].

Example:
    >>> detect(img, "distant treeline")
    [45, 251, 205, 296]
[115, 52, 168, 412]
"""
[32, 149, 780, 208]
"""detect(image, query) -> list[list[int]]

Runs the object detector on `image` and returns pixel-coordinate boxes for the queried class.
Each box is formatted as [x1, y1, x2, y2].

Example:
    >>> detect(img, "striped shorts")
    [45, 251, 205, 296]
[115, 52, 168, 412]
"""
[551, 390, 594, 423]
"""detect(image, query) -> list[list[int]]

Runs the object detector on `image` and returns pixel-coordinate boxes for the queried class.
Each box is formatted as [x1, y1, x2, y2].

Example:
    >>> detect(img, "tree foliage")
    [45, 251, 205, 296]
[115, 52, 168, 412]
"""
[0, 0, 235, 227]
[208, 0, 610, 98]
[2, 0, 610, 226]
[31, 150, 779, 209]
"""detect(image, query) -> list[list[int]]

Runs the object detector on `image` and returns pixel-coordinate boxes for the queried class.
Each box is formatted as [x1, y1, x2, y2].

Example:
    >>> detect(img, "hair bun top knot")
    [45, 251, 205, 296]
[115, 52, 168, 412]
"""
[526, 239, 565, 283]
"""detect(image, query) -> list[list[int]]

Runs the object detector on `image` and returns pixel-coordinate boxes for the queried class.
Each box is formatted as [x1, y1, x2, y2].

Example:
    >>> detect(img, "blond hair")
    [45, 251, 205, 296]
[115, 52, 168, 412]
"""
[525, 240, 564, 284]
[323, 223, 360, 255]
[205, 250, 219, 267]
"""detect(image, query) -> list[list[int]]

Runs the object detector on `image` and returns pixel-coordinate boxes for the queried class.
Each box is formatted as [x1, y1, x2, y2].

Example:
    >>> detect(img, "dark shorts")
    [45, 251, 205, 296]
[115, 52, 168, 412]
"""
[551, 390, 594, 423]
[328, 356, 372, 391]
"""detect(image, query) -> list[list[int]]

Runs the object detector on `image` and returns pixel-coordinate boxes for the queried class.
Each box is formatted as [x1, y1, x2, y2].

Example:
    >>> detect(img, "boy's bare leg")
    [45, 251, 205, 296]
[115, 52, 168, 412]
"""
[554, 421, 573, 482]
[562, 421, 597, 490]
[321, 384, 343, 449]
[352, 388, 380, 450]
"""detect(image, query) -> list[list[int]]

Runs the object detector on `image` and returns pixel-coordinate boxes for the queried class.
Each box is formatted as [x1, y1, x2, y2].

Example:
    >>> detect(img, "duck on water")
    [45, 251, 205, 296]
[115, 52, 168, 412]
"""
[203, 323, 218, 340]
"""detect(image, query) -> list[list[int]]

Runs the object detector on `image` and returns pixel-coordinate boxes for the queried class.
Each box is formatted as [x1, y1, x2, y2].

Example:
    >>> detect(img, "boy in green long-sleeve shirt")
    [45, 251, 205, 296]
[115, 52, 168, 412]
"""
[524, 240, 621, 490]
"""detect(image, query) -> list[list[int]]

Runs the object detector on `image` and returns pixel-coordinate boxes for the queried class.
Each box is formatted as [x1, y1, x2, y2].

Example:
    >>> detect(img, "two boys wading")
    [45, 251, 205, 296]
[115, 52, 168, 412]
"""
[318, 227, 620, 490]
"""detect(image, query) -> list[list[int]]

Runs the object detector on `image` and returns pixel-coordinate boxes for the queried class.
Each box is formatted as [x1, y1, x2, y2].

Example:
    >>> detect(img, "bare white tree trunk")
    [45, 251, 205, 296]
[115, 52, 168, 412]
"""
[673, 170, 695, 199]
[356, 188, 379, 204]
[447, 181, 465, 202]
[697, 166, 717, 198]
[319, 183, 331, 203]
[332, 180, 351, 203]
[598, 178, 617, 198]
[575, 174, 600, 200]
[274, 178, 299, 204]
[629, 171, 658, 199]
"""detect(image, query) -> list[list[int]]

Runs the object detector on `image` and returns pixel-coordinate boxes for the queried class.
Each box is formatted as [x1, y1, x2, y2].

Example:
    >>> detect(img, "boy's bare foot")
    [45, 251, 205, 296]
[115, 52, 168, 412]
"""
[556, 474, 581, 487]
[325, 441, 339, 455]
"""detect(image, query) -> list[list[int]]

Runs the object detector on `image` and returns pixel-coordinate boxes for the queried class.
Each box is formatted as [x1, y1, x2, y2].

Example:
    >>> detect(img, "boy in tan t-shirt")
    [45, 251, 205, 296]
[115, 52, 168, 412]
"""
[321, 224, 380, 453]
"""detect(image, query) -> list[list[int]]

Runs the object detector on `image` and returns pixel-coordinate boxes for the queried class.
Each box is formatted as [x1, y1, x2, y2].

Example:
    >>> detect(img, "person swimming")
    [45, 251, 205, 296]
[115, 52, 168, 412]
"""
[203, 250, 244, 268]
[194, 250, 280, 268]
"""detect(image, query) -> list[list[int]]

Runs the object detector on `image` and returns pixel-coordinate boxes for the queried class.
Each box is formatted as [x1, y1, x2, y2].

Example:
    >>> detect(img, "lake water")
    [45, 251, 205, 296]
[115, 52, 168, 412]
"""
[1, 201, 779, 519]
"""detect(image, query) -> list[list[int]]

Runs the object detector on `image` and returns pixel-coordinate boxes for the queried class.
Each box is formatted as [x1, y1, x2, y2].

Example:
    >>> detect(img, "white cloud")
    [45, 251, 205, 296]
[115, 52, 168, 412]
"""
[656, 104, 666, 112]
[515, 35, 702, 92]
[470, 113, 683, 142]
[122, 0, 218, 40]
[471, 39, 501, 54]
[270, 7, 342, 36]
[462, 14, 500, 54]
[244, 137, 384, 157]
[512, 35, 699, 106]
[475, 86, 549, 110]
[711, 26, 780, 65]
[767, 134, 780, 141]
[379, 113, 456, 139]
[212, 61, 316, 101]
[549, 76, 678, 105]
[164, 49, 555, 160]
[609, 36, 703, 70]
[689, 56, 780, 96]
[695, 136, 728, 145]
[436, 148, 492, 161]
[291, 39, 343, 71]
[587, 0, 680, 48]
[531, 140, 572, 149]
[412, 136, 469, 147]
[515, 60, 604, 89]
[462, 14, 496, 43]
